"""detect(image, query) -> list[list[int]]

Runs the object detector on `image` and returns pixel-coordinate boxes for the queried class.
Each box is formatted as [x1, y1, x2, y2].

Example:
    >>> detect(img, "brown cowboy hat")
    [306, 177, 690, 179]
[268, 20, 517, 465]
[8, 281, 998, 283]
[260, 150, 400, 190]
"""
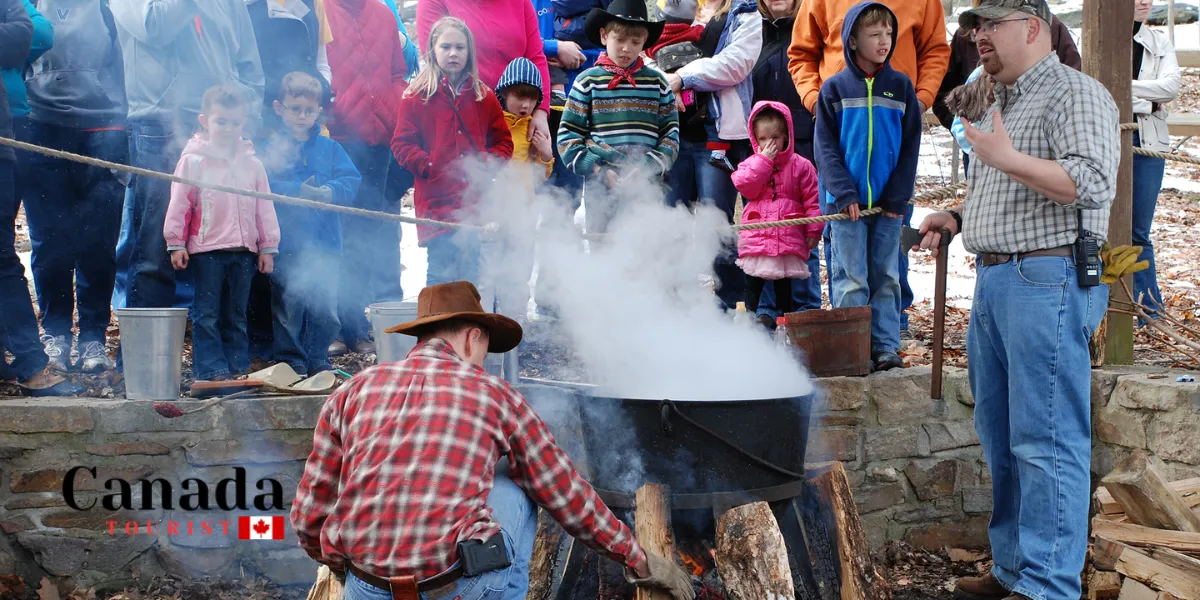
[384, 281, 523, 354]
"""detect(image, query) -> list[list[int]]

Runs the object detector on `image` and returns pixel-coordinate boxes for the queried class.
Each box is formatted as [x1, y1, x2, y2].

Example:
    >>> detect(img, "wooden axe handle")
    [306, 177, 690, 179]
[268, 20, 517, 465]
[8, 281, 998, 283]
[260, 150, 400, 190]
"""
[931, 229, 952, 400]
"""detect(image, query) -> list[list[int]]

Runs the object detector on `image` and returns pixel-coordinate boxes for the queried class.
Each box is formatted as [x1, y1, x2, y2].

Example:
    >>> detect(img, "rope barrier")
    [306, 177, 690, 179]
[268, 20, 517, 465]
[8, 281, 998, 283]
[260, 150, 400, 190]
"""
[0, 120, 1190, 235]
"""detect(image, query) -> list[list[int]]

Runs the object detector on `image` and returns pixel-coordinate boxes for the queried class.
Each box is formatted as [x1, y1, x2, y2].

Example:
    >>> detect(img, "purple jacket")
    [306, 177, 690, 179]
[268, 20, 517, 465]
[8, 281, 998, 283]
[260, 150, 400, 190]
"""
[734, 100, 822, 260]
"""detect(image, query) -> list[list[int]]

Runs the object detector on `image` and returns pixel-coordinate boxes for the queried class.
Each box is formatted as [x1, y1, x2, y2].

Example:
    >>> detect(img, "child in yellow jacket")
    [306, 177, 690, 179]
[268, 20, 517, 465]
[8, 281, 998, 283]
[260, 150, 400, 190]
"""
[496, 57, 555, 184]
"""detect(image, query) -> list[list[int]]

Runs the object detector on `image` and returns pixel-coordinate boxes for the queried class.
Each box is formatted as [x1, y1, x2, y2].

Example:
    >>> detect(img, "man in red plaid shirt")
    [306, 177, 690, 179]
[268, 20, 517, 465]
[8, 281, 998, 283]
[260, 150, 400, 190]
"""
[291, 281, 693, 600]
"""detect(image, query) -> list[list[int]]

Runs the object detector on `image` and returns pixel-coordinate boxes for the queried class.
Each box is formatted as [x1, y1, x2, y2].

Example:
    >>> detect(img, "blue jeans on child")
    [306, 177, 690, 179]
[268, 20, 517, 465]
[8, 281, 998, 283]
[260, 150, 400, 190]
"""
[19, 122, 126, 344]
[1132, 135, 1165, 313]
[271, 251, 340, 376]
[755, 255, 823, 320]
[967, 256, 1106, 600]
[342, 466, 538, 600]
[425, 229, 482, 288]
[828, 211, 903, 355]
[190, 250, 256, 380]
[899, 202, 914, 331]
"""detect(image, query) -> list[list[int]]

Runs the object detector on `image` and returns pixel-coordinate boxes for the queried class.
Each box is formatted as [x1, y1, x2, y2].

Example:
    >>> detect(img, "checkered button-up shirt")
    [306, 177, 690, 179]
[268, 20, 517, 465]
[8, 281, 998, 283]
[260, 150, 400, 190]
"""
[291, 339, 647, 579]
[961, 52, 1120, 254]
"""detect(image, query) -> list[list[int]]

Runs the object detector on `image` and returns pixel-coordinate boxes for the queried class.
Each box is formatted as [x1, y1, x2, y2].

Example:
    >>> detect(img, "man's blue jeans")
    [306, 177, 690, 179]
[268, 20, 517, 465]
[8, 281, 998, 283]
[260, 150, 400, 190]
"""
[967, 256, 1106, 600]
[665, 138, 746, 310]
[19, 122, 126, 344]
[1132, 140, 1165, 313]
[190, 250, 256, 380]
[343, 468, 538, 600]
[425, 229, 482, 288]
[0, 159, 49, 381]
[829, 212, 903, 355]
[272, 251, 340, 376]
[337, 143, 398, 345]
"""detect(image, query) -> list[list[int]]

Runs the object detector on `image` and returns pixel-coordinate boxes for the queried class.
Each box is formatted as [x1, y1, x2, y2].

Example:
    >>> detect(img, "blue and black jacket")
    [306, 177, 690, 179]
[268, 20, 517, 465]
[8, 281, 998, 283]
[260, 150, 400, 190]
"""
[813, 1, 921, 216]
[263, 124, 362, 254]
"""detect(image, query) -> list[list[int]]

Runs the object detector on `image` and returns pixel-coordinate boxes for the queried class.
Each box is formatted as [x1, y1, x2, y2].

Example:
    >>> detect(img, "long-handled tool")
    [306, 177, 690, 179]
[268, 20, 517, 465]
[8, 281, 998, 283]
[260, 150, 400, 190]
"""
[902, 225, 953, 400]
[153, 387, 261, 419]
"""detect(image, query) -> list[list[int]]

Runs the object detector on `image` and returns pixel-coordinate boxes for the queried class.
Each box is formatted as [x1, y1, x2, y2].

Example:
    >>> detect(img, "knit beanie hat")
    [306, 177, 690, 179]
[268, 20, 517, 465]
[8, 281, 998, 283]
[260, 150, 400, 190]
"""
[657, 0, 700, 21]
[495, 57, 544, 107]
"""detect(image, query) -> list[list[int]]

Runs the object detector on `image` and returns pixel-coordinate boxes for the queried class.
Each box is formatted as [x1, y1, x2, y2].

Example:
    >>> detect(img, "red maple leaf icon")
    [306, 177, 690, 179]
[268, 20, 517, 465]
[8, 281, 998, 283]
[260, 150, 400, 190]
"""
[253, 518, 271, 536]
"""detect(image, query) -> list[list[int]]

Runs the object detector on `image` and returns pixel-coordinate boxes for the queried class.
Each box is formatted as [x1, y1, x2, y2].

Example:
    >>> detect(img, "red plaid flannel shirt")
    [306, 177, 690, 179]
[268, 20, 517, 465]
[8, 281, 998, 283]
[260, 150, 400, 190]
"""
[290, 339, 647, 578]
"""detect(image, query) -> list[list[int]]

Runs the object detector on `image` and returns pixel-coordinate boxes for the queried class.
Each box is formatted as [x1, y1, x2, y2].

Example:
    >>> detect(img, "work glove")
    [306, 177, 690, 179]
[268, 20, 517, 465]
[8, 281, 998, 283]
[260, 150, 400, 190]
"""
[298, 176, 334, 204]
[624, 552, 695, 600]
[1100, 244, 1150, 285]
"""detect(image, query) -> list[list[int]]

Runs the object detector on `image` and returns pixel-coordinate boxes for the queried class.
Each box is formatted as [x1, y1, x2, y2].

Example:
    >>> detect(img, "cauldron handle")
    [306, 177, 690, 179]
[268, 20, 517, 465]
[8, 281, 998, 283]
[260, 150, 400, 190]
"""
[658, 400, 674, 436]
[662, 400, 807, 480]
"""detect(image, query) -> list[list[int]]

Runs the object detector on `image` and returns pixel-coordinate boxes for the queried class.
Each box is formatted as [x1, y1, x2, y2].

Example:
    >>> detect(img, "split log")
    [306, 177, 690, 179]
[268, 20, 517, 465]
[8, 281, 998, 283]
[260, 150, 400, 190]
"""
[1092, 519, 1200, 555]
[526, 510, 565, 600]
[808, 462, 892, 600]
[1096, 478, 1200, 515]
[1092, 537, 1200, 599]
[1090, 570, 1122, 600]
[1120, 578, 1161, 600]
[1101, 454, 1200, 533]
[634, 483, 675, 600]
[714, 502, 795, 600]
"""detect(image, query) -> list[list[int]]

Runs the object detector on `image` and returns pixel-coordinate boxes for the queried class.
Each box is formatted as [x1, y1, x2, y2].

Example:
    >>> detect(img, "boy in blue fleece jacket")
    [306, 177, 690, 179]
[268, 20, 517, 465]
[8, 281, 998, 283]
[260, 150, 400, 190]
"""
[261, 72, 362, 377]
[814, 1, 921, 372]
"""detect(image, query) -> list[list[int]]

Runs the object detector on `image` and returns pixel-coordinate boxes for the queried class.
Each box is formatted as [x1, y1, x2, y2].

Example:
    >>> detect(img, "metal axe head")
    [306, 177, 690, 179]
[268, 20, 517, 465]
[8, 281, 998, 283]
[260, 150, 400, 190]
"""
[900, 225, 925, 253]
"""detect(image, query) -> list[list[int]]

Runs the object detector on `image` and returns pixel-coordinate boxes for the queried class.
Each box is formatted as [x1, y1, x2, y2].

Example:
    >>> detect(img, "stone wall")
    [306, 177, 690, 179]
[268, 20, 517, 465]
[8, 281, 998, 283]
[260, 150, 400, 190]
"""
[0, 366, 1196, 594]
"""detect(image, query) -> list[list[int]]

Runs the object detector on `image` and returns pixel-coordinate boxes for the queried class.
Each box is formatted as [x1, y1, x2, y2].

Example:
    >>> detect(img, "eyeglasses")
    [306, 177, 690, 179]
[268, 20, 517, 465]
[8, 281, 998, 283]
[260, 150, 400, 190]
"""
[968, 17, 1031, 42]
[281, 105, 320, 118]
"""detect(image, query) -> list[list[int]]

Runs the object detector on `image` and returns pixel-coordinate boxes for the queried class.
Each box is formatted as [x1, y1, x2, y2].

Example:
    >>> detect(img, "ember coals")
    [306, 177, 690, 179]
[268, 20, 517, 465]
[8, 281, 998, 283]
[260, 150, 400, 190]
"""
[677, 539, 726, 600]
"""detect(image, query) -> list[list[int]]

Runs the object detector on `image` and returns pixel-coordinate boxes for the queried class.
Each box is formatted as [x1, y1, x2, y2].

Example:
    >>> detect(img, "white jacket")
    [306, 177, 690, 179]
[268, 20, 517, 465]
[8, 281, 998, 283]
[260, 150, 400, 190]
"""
[1133, 24, 1180, 152]
[676, 6, 762, 141]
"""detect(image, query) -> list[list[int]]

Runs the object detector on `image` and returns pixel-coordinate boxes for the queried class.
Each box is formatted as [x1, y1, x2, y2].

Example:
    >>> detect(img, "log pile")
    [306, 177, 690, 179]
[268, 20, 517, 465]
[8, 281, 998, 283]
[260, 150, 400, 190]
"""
[1087, 453, 1200, 600]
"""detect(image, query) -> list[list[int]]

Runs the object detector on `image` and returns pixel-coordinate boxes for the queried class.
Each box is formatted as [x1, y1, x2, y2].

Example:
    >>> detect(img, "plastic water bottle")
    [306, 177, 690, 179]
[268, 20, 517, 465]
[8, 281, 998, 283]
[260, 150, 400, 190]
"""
[774, 316, 791, 347]
[733, 302, 752, 327]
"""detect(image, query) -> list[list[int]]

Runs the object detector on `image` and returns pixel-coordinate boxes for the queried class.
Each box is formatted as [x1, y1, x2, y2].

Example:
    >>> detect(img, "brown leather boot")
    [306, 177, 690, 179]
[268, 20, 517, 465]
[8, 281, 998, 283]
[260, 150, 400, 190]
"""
[953, 573, 1010, 599]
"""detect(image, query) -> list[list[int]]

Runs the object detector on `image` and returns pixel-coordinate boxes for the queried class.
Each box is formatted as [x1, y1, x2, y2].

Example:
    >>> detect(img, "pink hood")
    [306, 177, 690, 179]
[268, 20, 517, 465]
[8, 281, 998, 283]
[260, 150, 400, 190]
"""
[733, 101, 822, 260]
[164, 135, 281, 256]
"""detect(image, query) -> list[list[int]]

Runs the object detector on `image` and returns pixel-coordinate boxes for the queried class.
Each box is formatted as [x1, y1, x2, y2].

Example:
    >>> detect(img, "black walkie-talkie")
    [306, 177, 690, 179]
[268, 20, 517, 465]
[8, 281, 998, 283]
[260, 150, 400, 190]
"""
[1074, 210, 1101, 288]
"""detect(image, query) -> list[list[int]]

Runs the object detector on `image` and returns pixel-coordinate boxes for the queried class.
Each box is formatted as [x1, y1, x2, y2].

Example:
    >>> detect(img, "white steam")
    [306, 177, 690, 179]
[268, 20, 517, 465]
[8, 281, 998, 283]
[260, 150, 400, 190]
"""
[461, 155, 813, 401]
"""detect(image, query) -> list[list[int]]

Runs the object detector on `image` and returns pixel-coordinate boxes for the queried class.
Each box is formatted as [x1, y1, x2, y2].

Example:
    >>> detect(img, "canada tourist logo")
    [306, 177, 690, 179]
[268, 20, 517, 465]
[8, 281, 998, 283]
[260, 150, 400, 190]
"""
[61, 466, 289, 540]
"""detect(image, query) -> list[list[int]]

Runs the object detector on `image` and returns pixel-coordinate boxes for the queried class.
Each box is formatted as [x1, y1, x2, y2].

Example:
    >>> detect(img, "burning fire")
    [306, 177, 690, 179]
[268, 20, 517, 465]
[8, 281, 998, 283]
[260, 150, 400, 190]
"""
[676, 542, 717, 577]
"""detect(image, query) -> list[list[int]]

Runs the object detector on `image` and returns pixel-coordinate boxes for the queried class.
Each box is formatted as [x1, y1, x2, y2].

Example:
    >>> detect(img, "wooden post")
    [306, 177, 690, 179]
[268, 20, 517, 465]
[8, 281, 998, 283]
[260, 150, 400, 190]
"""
[634, 483, 676, 600]
[1083, 0, 1135, 365]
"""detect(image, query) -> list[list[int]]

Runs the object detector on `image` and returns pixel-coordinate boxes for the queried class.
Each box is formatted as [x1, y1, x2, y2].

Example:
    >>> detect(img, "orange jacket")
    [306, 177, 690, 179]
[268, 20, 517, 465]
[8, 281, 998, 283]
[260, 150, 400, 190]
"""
[787, 0, 950, 113]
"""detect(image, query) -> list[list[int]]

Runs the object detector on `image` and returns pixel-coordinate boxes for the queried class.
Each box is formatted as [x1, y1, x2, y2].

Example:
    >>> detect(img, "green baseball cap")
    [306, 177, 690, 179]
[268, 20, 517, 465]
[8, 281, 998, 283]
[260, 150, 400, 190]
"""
[958, 0, 1053, 31]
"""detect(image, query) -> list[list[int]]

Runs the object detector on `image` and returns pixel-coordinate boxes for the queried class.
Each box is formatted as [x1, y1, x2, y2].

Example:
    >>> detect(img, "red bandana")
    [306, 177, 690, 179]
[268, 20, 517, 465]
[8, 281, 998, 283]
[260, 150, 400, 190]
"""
[646, 23, 704, 59]
[596, 53, 646, 90]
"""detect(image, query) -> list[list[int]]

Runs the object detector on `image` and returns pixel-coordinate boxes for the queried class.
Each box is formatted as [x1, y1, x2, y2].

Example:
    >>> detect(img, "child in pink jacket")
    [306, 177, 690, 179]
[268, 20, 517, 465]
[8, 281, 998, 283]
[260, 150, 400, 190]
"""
[164, 86, 281, 382]
[733, 101, 822, 329]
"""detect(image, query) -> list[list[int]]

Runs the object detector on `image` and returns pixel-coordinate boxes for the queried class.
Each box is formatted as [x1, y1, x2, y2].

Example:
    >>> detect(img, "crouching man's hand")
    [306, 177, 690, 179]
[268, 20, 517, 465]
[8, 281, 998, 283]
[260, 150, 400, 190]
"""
[624, 552, 695, 600]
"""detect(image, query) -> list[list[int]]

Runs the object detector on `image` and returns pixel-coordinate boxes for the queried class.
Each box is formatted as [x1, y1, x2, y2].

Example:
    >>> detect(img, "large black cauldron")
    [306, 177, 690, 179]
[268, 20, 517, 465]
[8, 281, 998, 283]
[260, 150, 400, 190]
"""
[577, 392, 813, 509]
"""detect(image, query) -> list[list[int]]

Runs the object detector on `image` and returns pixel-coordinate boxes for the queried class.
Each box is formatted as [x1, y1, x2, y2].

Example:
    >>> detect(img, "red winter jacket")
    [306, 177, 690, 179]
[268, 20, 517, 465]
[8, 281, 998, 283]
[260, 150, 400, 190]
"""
[326, 0, 407, 145]
[391, 79, 514, 245]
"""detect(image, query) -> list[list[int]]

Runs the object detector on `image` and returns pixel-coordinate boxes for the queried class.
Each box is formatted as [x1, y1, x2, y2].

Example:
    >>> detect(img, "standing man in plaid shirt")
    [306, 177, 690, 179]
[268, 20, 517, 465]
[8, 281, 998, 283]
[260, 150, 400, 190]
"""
[291, 281, 693, 600]
[913, 1, 1118, 599]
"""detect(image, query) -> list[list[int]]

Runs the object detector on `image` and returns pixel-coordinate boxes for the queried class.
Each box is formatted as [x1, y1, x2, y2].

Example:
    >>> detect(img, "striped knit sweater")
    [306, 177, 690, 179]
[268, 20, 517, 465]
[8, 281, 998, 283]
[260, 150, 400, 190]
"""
[556, 65, 680, 177]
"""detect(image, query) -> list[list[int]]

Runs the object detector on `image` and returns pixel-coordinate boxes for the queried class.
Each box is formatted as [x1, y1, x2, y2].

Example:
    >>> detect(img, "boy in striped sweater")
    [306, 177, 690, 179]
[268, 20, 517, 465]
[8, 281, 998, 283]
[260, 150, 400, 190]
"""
[556, 0, 680, 235]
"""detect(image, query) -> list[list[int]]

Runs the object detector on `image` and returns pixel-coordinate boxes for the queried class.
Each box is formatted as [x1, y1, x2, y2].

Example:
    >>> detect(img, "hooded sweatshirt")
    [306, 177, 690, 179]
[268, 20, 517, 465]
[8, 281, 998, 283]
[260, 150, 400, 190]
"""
[733, 101, 821, 260]
[2, 0, 52, 120]
[788, 0, 948, 114]
[26, 0, 129, 129]
[110, 0, 265, 125]
[813, 1, 921, 216]
[0, 0, 33, 163]
[164, 135, 281, 255]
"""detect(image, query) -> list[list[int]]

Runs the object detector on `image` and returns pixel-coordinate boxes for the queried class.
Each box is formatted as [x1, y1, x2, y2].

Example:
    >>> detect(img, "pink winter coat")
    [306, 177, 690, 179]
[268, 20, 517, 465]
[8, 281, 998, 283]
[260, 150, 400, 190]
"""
[733, 101, 822, 260]
[164, 135, 281, 256]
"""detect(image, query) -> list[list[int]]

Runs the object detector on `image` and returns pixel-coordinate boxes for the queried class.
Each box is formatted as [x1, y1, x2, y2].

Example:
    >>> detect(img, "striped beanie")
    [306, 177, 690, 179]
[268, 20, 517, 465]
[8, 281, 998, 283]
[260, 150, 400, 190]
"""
[495, 57, 544, 107]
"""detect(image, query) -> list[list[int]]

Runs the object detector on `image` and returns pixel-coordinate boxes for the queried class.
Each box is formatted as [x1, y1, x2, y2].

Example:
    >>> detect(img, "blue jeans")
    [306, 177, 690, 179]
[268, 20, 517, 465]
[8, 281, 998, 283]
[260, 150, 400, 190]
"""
[343, 469, 538, 600]
[272, 251, 340, 376]
[190, 250, 256, 380]
[967, 256, 1106, 600]
[829, 212, 903, 355]
[337, 143, 397, 345]
[756, 254, 822, 318]
[899, 202, 914, 330]
[0, 159, 49, 381]
[1132, 141, 1165, 313]
[426, 229, 482, 288]
[19, 121, 126, 343]
[665, 138, 746, 310]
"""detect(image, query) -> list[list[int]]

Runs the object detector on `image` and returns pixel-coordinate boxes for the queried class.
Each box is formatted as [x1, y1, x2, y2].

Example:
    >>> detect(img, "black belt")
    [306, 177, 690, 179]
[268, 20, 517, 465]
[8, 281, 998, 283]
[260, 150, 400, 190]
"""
[346, 562, 464, 600]
[978, 245, 1072, 267]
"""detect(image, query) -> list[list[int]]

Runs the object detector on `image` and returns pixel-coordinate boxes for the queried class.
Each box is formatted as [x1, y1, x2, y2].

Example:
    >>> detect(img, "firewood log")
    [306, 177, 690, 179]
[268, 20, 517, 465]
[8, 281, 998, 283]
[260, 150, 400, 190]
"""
[714, 502, 795, 600]
[526, 510, 565, 600]
[634, 483, 676, 600]
[1095, 478, 1200, 516]
[808, 462, 892, 600]
[1092, 519, 1200, 556]
[1101, 454, 1200, 533]
[1092, 538, 1200, 599]
[1089, 570, 1122, 600]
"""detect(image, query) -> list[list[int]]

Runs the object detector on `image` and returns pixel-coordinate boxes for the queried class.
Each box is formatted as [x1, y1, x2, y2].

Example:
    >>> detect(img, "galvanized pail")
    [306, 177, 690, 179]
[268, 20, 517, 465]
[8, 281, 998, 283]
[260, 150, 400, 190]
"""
[369, 302, 420, 363]
[116, 308, 188, 400]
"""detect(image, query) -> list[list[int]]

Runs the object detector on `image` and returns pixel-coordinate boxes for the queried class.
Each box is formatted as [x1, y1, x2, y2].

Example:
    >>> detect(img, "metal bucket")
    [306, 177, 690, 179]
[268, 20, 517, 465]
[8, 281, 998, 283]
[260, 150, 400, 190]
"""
[116, 308, 188, 400]
[369, 302, 419, 363]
